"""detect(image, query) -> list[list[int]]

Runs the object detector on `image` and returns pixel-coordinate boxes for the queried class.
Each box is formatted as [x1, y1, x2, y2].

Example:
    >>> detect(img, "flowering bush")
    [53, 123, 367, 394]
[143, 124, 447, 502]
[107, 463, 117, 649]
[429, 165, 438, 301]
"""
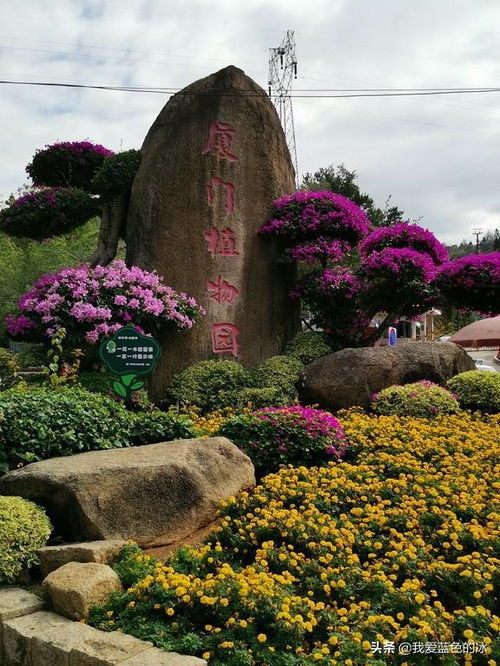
[26, 141, 114, 190]
[359, 222, 449, 265]
[0, 496, 52, 583]
[358, 247, 438, 317]
[260, 190, 369, 258]
[89, 411, 499, 665]
[435, 253, 500, 315]
[5, 260, 203, 350]
[371, 380, 460, 418]
[260, 193, 450, 347]
[220, 406, 347, 477]
[0, 187, 100, 239]
[447, 370, 500, 414]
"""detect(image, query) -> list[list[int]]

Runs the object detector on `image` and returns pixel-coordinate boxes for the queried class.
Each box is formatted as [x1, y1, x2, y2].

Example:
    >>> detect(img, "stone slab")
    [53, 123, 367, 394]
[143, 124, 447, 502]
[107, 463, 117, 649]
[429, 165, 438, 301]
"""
[0, 586, 45, 621]
[121, 648, 207, 665]
[3, 611, 152, 666]
[37, 540, 128, 577]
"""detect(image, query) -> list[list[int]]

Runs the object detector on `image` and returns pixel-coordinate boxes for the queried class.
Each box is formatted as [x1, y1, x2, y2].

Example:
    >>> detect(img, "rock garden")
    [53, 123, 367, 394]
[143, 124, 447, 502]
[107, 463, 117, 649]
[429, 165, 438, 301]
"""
[0, 66, 499, 665]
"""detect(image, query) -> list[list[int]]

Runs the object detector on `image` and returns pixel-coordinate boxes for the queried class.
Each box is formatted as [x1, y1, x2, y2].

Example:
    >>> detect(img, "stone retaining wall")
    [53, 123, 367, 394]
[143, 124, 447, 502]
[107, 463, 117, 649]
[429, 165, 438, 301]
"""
[0, 586, 206, 666]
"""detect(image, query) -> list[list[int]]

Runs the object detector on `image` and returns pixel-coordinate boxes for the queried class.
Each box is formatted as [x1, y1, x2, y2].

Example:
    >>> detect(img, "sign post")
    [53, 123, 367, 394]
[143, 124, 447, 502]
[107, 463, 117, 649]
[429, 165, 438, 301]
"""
[99, 326, 161, 399]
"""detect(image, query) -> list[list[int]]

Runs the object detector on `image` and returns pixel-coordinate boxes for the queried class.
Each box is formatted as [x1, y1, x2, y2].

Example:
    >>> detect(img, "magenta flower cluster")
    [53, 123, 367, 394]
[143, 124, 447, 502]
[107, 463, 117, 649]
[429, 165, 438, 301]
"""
[6, 260, 204, 345]
[11, 187, 63, 209]
[253, 405, 347, 457]
[435, 252, 500, 315]
[260, 190, 369, 251]
[359, 222, 448, 265]
[42, 141, 115, 158]
[360, 247, 438, 282]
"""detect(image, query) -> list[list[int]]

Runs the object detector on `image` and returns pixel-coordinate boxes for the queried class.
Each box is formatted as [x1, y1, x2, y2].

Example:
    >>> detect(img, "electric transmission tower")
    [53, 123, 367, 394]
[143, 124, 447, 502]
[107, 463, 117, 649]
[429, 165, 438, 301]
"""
[268, 30, 299, 183]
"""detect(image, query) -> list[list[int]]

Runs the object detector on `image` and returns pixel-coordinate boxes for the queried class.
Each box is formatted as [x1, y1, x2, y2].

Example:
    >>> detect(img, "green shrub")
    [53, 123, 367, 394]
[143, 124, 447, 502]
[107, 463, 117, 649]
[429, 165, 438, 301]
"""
[0, 348, 20, 391]
[168, 360, 251, 413]
[0, 386, 131, 471]
[91, 150, 141, 199]
[14, 346, 46, 370]
[284, 331, 332, 364]
[0, 496, 52, 583]
[130, 410, 195, 445]
[110, 542, 156, 588]
[446, 371, 500, 414]
[234, 386, 281, 408]
[220, 405, 347, 477]
[371, 380, 460, 418]
[250, 355, 303, 405]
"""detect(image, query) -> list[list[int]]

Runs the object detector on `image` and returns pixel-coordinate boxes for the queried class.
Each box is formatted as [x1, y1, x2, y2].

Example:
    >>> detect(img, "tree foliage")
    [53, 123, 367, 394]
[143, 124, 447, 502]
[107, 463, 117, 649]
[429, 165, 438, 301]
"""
[301, 164, 405, 227]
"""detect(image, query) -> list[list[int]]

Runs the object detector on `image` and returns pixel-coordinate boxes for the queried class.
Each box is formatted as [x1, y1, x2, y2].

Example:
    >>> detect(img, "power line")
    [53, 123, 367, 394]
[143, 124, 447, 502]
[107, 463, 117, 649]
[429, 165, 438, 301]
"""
[3, 79, 500, 99]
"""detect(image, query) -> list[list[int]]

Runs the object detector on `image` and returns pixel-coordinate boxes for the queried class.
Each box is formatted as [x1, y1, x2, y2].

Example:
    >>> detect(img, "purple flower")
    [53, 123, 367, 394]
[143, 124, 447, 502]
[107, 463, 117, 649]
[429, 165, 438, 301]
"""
[359, 222, 448, 265]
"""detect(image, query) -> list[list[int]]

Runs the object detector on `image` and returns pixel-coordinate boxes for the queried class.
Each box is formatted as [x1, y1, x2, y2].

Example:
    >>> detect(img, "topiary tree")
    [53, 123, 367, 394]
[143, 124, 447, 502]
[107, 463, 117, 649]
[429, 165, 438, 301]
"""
[435, 253, 500, 315]
[0, 187, 100, 239]
[90, 150, 141, 266]
[26, 141, 114, 190]
[261, 195, 449, 348]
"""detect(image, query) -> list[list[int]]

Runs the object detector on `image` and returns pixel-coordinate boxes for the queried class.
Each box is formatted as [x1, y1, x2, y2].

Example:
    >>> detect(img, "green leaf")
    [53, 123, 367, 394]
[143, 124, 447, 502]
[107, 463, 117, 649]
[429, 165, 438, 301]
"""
[120, 373, 137, 387]
[130, 380, 145, 391]
[112, 381, 128, 398]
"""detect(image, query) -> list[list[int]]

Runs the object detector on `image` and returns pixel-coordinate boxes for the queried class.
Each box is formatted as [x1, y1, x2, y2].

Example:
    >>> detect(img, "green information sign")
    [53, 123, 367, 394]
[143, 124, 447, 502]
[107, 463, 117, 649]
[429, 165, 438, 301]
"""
[99, 326, 161, 398]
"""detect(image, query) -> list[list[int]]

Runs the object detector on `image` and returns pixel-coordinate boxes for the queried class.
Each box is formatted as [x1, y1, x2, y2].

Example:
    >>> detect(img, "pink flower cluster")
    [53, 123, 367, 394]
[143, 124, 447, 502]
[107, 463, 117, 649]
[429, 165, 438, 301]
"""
[359, 222, 448, 265]
[254, 405, 347, 457]
[360, 247, 437, 282]
[11, 187, 63, 209]
[43, 141, 115, 158]
[260, 190, 369, 251]
[6, 260, 204, 344]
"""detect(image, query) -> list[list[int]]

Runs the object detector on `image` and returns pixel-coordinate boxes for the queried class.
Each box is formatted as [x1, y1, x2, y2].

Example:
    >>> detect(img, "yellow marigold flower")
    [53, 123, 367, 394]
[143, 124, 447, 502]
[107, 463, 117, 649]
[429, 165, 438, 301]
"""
[257, 633, 267, 643]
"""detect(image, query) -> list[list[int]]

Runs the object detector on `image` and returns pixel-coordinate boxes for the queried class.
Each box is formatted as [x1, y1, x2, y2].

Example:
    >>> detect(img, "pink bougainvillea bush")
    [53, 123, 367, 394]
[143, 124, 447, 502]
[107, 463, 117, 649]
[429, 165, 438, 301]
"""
[26, 141, 114, 190]
[220, 405, 347, 476]
[0, 187, 100, 239]
[5, 260, 204, 351]
[260, 190, 370, 263]
[261, 191, 449, 348]
[359, 221, 449, 265]
[435, 252, 500, 315]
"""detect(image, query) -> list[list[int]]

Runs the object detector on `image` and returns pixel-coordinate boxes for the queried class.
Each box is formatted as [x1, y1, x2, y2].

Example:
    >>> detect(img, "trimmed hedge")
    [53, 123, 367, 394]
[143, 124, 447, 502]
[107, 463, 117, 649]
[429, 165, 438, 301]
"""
[0, 496, 52, 583]
[446, 370, 500, 414]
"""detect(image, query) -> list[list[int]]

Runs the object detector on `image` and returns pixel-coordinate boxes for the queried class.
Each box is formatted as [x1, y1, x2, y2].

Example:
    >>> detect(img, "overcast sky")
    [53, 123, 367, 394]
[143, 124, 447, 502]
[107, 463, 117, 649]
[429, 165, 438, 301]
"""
[2, 0, 500, 244]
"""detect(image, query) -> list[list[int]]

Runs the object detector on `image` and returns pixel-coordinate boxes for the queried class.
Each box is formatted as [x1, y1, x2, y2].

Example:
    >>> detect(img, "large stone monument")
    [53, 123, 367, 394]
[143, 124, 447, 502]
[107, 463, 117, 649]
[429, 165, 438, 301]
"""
[126, 65, 299, 399]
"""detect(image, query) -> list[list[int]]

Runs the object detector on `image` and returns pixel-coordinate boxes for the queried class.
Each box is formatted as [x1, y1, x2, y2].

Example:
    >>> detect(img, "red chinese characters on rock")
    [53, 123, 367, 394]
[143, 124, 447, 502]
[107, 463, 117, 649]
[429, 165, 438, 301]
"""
[202, 120, 241, 358]
[211, 323, 240, 357]
[202, 121, 239, 162]
[207, 275, 239, 305]
[206, 176, 235, 215]
[204, 227, 239, 257]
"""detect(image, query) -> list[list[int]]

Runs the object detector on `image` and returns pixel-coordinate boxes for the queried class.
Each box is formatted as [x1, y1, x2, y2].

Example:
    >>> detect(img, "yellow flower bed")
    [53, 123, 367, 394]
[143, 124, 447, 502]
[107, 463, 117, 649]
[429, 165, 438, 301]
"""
[89, 411, 500, 665]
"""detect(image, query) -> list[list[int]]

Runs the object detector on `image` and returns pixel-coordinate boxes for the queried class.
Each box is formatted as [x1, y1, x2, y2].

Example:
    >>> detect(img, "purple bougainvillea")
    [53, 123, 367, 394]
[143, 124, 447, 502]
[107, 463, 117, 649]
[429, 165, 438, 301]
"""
[6, 260, 204, 347]
[359, 222, 448, 265]
[435, 252, 500, 315]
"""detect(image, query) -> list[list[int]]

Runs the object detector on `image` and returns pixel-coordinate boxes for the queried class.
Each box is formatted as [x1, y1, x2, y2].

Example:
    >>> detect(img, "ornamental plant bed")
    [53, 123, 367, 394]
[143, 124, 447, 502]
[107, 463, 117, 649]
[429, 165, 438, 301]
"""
[88, 410, 499, 665]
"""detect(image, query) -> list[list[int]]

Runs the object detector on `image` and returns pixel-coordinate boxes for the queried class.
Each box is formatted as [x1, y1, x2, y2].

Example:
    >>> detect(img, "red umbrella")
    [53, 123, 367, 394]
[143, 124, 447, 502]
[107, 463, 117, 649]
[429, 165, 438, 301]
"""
[449, 316, 500, 349]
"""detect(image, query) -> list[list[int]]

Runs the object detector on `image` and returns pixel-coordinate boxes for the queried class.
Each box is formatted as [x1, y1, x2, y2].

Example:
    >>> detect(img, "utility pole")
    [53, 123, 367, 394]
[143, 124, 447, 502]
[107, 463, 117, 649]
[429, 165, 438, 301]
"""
[268, 30, 299, 185]
[472, 228, 483, 254]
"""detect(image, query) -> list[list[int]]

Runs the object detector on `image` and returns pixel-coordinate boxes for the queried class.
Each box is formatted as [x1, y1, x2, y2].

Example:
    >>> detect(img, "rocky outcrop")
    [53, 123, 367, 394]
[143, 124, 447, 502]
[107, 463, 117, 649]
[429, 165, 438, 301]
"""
[126, 65, 299, 398]
[301, 342, 475, 411]
[0, 437, 255, 547]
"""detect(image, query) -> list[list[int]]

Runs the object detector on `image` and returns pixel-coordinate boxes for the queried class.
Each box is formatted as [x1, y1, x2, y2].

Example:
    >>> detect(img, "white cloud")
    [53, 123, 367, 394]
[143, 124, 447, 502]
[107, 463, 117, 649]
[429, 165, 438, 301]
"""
[1, 0, 500, 243]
